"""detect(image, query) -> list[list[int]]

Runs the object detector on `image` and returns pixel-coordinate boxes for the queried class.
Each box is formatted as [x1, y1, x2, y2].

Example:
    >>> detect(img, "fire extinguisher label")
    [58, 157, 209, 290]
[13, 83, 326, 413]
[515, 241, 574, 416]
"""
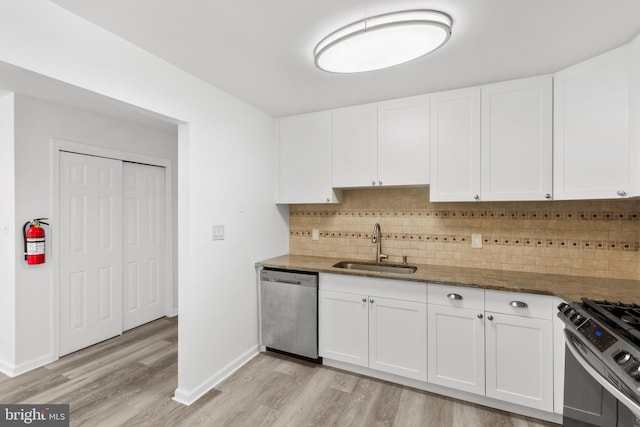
[27, 238, 45, 255]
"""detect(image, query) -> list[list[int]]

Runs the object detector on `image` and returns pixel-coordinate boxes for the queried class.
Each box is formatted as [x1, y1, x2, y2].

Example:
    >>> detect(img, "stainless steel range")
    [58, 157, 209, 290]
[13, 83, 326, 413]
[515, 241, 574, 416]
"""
[558, 299, 640, 426]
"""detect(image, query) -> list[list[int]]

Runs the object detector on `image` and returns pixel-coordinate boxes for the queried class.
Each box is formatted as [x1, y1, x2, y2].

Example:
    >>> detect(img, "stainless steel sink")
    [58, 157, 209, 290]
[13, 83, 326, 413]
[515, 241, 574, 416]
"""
[332, 261, 417, 274]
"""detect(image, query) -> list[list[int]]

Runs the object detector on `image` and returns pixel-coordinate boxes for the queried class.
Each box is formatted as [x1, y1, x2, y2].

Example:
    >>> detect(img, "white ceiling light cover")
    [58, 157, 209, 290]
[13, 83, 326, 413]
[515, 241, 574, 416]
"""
[314, 10, 452, 73]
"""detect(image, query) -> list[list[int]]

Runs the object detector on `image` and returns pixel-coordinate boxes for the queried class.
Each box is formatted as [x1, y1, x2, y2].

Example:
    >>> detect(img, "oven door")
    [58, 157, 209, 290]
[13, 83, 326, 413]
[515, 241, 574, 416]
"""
[564, 332, 640, 426]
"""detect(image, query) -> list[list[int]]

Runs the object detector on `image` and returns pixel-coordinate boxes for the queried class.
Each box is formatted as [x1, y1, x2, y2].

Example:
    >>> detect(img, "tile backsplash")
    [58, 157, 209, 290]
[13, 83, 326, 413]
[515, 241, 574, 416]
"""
[289, 187, 640, 280]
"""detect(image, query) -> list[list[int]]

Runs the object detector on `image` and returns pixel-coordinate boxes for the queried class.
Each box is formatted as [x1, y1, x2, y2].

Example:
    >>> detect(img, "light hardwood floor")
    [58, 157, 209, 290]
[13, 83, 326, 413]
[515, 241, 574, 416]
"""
[0, 317, 560, 426]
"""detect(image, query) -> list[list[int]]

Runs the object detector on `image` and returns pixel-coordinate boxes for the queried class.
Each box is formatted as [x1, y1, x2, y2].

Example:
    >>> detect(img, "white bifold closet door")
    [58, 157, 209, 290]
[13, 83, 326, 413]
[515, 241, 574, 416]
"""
[59, 152, 124, 356]
[59, 152, 166, 356]
[123, 162, 166, 331]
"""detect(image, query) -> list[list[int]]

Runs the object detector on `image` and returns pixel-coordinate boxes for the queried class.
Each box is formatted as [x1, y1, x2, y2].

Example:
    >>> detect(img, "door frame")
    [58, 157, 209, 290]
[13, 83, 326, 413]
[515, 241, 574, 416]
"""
[51, 138, 175, 358]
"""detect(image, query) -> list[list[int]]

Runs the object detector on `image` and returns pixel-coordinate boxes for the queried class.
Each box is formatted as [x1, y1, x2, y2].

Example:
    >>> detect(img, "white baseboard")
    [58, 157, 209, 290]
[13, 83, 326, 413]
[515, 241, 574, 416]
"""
[0, 358, 15, 377]
[0, 353, 56, 377]
[323, 358, 562, 425]
[173, 345, 259, 406]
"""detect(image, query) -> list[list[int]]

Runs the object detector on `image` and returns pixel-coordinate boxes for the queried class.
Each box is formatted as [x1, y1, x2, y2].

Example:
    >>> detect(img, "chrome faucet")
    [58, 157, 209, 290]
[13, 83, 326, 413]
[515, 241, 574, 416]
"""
[372, 223, 388, 263]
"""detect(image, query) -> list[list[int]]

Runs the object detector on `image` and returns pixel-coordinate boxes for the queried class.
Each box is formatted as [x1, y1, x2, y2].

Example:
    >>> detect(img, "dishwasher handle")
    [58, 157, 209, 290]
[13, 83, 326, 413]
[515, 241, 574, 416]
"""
[261, 277, 302, 285]
[260, 269, 318, 288]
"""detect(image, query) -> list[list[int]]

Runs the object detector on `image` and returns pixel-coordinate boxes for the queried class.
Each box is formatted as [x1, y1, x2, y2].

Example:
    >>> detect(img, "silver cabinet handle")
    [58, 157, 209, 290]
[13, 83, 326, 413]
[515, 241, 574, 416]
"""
[473, 194, 480, 200]
[378, 180, 383, 185]
[487, 315, 494, 321]
[477, 314, 483, 319]
[510, 301, 528, 308]
[371, 180, 376, 186]
[326, 197, 330, 203]
[447, 293, 463, 300]
[362, 297, 367, 303]
[369, 298, 374, 303]
[617, 190, 627, 197]
[544, 193, 551, 199]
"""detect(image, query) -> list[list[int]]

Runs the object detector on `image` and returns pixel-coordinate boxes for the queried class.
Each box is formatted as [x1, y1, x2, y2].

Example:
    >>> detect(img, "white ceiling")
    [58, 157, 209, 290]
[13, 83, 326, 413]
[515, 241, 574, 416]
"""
[50, 0, 640, 117]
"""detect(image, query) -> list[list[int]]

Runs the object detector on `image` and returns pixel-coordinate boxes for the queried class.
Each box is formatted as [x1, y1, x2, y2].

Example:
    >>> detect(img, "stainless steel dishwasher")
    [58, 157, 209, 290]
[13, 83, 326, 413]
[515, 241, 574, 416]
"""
[260, 268, 319, 359]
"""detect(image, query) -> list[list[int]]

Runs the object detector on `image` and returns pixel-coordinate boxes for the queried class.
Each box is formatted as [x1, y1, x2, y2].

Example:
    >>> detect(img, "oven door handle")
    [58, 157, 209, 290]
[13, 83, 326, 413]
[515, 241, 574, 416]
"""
[564, 330, 640, 419]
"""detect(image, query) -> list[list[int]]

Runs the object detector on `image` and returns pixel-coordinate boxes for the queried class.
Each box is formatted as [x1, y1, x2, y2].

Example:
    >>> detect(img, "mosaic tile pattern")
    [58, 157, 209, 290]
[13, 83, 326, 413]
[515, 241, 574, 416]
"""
[288, 187, 640, 280]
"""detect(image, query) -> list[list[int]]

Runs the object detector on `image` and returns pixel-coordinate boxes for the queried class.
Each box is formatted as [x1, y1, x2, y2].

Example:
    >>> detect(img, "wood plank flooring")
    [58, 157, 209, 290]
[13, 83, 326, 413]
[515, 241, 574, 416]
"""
[0, 317, 560, 426]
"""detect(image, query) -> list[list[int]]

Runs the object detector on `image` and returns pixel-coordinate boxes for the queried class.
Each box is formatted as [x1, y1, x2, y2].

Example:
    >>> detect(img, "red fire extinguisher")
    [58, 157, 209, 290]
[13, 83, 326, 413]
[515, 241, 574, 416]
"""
[23, 218, 49, 265]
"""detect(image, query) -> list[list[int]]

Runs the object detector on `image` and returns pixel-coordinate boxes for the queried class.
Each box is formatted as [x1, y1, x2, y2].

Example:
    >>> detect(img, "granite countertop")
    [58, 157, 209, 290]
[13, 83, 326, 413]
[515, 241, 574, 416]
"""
[256, 254, 640, 303]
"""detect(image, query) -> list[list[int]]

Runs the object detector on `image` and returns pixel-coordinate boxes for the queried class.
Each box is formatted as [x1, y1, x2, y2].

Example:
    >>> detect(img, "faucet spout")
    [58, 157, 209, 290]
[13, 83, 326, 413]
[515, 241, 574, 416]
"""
[372, 223, 388, 263]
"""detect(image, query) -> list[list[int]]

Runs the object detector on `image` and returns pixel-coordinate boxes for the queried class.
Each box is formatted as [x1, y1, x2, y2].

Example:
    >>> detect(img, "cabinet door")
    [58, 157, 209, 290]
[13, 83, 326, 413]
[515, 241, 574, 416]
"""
[427, 304, 485, 395]
[485, 312, 554, 412]
[277, 112, 334, 203]
[318, 290, 369, 367]
[332, 104, 378, 187]
[430, 87, 481, 201]
[481, 76, 553, 201]
[378, 95, 430, 186]
[554, 45, 631, 200]
[369, 296, 427, 381]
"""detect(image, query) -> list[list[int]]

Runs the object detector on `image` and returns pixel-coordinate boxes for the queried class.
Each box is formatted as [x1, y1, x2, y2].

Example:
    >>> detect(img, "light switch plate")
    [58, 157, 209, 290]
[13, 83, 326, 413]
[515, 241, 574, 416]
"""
[212, 225, 225, 241]
[471, 233, 482, 249]
[312, 229, 319, 241]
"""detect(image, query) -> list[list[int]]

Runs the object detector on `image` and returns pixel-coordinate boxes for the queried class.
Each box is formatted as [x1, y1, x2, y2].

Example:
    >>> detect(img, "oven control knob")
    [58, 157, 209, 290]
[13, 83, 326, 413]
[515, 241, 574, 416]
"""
[628, 363, 640, 378]
[570, 313, 584, 324]
[614, 351, 632, 365]
[557, 302, 568, 312]
[564, 308, 576, 318]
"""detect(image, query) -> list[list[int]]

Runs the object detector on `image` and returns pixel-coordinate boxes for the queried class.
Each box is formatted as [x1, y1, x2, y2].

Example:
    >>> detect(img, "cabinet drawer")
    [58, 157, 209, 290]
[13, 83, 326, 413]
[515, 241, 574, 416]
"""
[485, 290, 553, 319]
[319, 273, 426, 303]
[427, 283, 484, 310]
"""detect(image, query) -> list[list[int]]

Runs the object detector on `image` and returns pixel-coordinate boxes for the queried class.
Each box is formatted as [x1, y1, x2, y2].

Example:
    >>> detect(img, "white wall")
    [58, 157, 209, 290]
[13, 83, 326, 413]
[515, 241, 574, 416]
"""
[0, 93, 16, 371]
[11, 94, 178, 368]
[0, 0, 289, 402]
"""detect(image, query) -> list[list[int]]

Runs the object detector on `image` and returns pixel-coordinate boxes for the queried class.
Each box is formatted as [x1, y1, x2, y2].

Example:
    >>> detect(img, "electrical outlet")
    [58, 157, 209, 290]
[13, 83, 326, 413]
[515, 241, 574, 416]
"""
[312, 229, 319, 241]
[471, 233, 482, 249]
[212, 225, 225, 241]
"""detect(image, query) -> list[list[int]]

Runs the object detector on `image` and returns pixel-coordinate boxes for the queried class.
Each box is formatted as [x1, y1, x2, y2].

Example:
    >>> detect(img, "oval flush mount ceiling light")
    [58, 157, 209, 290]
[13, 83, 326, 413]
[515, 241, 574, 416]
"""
[314, 10, 452, 73]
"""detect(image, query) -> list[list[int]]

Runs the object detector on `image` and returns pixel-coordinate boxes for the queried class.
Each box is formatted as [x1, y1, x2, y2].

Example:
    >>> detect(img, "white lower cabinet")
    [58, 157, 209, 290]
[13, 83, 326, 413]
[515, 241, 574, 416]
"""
[318, 290, 369, 367]
[318, 274, 427, 381]
[427, 284, 555, 413]
[428, 304, 485, 395]
[319, 275, 558, 416]
[485, 311, 554, 412]
[369, 296, 427, 380]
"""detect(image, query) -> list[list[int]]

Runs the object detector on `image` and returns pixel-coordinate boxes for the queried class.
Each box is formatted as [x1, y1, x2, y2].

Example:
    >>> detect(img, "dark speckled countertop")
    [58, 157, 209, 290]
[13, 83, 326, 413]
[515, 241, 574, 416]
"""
[257, 254, 640, 303]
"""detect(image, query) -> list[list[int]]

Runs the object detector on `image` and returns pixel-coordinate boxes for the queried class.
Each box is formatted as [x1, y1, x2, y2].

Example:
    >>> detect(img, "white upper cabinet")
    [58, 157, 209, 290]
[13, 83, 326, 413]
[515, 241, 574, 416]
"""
[481, 76, 553, 201]
[276, 111, 338, 204]
[332, 104, 378, 187]
[332, 96, 430, 188]
[554, 44, 632, 200]
[430, 77, 553, 202]
[377, 95, 430, 186]
[430, 87, 481, 201]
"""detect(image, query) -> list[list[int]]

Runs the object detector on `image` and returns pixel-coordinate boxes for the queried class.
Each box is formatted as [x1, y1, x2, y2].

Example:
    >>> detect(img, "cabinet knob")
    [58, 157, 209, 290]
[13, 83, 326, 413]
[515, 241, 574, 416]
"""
[447, 293, 463, 300]
[487, 315, 494, 321]
[362, 297, 367, 303]
[477, 314, 483, 319]
[544, 193, 551, 200]
[473, 194, 480, 201]
[372, 180, 376, 186]
[617, 190, 627, 197]
[369, 298, 374, 304]
[326, 197, 330, 203]
[378, 180, 383, 186]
